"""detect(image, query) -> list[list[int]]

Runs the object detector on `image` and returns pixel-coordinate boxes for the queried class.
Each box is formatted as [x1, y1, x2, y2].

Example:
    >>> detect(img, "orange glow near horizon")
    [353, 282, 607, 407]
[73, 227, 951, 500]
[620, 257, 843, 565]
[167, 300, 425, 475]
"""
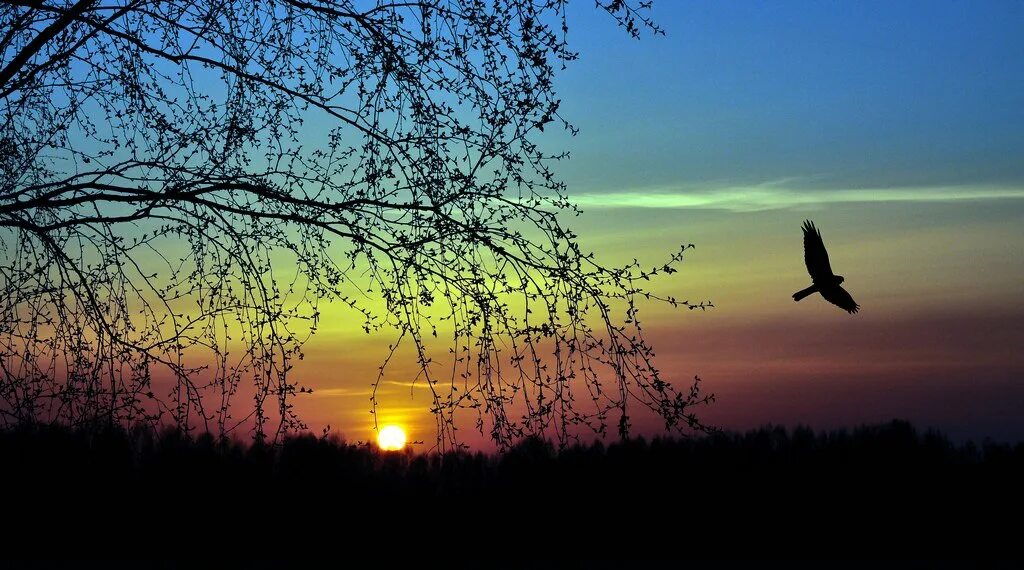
[290, 200, 1024, 447]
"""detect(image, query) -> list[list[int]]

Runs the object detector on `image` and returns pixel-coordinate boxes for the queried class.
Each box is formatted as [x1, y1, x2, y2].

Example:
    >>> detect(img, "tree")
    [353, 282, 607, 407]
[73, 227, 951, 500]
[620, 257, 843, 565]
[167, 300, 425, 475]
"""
[0, 0, 713, 447]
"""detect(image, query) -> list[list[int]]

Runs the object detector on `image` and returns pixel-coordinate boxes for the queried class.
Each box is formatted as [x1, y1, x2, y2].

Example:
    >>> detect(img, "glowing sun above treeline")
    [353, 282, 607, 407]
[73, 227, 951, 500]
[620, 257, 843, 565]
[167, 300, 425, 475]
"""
[377, 426, 407, 451]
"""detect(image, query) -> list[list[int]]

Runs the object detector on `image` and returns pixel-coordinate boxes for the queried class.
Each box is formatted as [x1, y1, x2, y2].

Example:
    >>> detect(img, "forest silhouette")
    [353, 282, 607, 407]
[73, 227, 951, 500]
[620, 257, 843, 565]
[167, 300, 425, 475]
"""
[3, 419, 1022, 553]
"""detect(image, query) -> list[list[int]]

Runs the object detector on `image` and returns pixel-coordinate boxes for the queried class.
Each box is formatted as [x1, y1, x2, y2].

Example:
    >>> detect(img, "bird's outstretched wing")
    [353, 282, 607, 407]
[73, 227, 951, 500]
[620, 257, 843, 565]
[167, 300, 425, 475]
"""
[819, 285, 860, 314]
[802, 220, 834, 281]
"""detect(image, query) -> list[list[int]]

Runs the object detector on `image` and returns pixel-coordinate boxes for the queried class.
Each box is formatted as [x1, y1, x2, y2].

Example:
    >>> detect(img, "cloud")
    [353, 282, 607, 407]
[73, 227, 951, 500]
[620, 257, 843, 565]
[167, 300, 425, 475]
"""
[309, 380, 436, 398]
[569, 181, 1024, 212]
[310, 387, 377, 398]
[383, 380, 439, 391]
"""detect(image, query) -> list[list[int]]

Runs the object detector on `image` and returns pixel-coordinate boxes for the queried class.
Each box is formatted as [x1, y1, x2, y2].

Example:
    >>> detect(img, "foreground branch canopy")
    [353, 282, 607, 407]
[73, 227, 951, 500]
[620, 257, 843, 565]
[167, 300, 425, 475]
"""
[0, 0, 712, 447]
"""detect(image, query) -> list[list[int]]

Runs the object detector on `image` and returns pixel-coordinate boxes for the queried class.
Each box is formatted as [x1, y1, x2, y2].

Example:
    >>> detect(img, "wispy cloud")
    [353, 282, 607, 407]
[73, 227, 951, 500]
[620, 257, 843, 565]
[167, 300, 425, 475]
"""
[383, 380, 438, 391]
[310, 380, 435, 398]
[569, 181, 1024, 212]
[310, 387, 376, 398]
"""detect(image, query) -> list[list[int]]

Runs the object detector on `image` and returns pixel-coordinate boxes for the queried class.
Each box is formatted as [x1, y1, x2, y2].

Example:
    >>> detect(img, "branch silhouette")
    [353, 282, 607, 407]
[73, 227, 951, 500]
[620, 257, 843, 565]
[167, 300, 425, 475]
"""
[1, 0, 712, 448]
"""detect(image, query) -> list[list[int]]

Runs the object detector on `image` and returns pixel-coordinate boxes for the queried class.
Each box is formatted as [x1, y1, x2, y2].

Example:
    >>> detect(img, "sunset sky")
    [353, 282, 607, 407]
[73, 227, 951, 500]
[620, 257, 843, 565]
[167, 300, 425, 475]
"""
[294, 1, 1024, 446]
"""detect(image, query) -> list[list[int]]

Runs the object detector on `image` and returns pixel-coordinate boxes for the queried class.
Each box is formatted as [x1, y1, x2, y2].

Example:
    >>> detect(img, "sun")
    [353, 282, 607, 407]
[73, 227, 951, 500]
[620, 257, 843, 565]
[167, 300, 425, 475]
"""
[377, 425, 407, 451]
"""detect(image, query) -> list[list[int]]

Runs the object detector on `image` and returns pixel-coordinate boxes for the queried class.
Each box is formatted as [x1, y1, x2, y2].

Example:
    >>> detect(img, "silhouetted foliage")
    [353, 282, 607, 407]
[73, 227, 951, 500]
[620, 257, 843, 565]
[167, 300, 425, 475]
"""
[0, 1, 712, 447]
[5, 419, 1022, 506]
[5, 420, 1022, 552]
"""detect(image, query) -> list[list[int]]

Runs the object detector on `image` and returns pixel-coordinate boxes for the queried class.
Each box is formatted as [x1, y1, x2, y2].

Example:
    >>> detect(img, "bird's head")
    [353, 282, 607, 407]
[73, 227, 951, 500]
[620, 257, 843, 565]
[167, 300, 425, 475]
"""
[835, 275, 845, 284]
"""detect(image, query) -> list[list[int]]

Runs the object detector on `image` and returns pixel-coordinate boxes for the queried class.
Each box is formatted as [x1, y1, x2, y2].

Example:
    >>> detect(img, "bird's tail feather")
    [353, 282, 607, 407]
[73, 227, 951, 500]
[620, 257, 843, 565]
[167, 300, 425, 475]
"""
[792, 285, 817, 302]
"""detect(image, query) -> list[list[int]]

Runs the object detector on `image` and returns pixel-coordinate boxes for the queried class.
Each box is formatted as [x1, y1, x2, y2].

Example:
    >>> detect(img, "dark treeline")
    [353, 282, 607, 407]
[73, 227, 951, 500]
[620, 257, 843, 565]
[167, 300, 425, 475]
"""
[4, 420, 1022, 554]
[6, 419, 1022, 485]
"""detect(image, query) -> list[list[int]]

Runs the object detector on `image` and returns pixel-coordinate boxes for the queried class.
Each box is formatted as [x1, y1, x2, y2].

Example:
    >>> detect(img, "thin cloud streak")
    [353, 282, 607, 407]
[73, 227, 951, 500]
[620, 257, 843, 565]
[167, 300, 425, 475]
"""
[307, 380, 435, 399]
[383, 380, 438, 391]
[310, 387, 377, 398]
[570, 183, 1024, 212]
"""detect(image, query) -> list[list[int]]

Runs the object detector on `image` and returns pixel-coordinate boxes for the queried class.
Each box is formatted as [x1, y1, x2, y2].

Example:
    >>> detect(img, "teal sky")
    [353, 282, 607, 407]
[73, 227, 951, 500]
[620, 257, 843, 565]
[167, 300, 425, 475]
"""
[297, 1, 1024, 445]
[553, 0, 1023, 193]
[544, 0, 1024, 441]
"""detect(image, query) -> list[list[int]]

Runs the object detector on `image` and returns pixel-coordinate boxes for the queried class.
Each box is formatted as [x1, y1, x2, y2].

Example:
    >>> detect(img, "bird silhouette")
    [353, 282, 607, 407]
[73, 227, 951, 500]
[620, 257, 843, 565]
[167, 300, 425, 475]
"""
[792, 220, 860, 313]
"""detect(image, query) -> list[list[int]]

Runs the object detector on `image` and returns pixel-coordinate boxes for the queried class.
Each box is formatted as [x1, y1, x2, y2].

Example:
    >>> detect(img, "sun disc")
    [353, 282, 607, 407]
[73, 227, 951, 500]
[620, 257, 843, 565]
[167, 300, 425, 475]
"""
[377, 425, 407, 451]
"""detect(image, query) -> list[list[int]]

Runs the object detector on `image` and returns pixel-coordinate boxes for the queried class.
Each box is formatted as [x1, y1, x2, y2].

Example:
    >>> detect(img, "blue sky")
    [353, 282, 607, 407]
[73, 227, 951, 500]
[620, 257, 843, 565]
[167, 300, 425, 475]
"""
[300, 1, 1024, 444]
[553, 0, 1024, 192]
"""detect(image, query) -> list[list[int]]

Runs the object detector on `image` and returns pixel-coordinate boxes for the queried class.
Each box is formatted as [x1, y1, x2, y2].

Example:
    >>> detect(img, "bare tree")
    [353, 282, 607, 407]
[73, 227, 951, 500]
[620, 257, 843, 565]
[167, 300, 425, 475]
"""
[0, 0, 712, 448]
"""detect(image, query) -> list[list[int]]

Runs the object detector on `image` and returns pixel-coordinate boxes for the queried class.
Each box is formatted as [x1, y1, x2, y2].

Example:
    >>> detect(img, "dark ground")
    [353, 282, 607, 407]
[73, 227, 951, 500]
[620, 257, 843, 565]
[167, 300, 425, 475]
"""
[2, 420, 1022, 558]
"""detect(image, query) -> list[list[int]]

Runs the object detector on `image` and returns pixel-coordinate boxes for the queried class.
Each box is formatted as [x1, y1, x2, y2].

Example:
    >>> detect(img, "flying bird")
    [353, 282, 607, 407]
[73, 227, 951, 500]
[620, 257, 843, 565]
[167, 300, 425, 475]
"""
[792, 220, 860, 313]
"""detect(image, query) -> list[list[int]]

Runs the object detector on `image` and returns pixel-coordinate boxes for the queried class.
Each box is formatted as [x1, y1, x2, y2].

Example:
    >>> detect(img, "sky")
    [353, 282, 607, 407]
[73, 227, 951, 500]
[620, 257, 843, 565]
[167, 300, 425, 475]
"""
[295, 0, 1024, 446]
